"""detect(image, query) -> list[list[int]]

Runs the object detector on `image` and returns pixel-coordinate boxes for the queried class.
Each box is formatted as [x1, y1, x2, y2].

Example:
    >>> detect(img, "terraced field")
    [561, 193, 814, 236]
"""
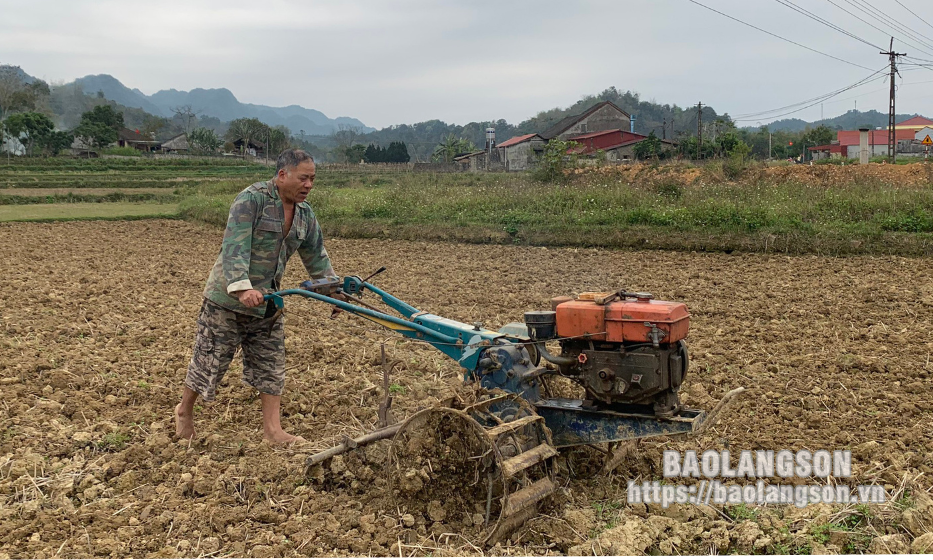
[0, 158, 271, 221]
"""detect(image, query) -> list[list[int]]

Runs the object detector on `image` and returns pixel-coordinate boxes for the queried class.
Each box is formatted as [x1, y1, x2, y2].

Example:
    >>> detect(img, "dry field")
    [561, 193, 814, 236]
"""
[1, 220, 932, 557]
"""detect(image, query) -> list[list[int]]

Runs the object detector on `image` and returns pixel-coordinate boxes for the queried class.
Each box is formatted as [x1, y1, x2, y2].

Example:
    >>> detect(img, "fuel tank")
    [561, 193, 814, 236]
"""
[554, 293, 690, 344]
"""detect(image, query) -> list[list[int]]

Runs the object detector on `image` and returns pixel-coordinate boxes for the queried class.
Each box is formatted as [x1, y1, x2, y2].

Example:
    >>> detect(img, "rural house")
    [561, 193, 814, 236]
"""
[117, 128, 160, 152]
[809, 116, 933, 160]
[160, 133, 189, 153]
[540, 101, 632, 141]
[232, 138, 265, 158]
[496, 133, 545, 171]
[567, 129, 677, 162]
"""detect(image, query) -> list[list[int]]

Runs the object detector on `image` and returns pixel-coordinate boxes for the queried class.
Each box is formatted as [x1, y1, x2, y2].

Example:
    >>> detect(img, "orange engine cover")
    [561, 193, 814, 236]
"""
[555, 296, 690, 344]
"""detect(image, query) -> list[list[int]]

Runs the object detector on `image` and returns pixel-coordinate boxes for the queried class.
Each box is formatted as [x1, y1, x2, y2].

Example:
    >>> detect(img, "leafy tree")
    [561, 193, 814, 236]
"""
[801, 125, 835, 148]
[533, 139, 579, 183]
[632, 132, 663, 160]
[267, 126, 290, 157]
[364, 143, 381, 163]
[81, 104, 124, 132]
[0, 68, 53, 153]
[74, 121, 117, 151]
[344, 143, 366, 163]
[71, 105, 125, 152]
[3, 112, 54, 155]
[386, 141, 410, 163]
[188, 127, 221, 154]
[677, 136, 717, 160]
[225, 117, 267, 156]
[432, 134, 476, 163]
[43, 130, 74, 155]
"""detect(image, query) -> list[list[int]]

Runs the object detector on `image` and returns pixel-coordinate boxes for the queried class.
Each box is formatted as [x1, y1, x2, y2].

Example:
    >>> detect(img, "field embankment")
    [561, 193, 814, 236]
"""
[182, 161, 933, 256]
[3, 157, 933, 255]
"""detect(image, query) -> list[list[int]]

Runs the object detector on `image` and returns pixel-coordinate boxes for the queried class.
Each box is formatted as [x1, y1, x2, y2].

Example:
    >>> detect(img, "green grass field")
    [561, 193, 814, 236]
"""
[0, 202, 179, 222]
[3, 156, 933, 255]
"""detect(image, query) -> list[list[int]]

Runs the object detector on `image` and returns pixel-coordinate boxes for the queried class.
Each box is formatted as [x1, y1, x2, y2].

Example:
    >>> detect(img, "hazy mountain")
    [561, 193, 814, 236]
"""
[757, 109, 929, 133]
[71, 73, 372, 135]
[74, 74, 165, 116]
[0, 64, 37, 84]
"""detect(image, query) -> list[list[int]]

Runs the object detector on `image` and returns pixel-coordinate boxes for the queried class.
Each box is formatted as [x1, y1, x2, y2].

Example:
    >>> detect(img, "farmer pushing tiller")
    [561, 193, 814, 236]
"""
[174, 147, 742, 542]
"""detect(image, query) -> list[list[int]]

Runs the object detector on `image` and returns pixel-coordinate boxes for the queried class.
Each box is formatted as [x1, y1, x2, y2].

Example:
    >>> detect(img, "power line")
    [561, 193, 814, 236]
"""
[686, 0, 876, 70]
[894, 0, 933, 33]
[842, 0, 933, 55]
[825, 0, 933, 58]
[773, 0, 882, 49]
[848, 0, 933, 47]
[733, 67, 888, 121]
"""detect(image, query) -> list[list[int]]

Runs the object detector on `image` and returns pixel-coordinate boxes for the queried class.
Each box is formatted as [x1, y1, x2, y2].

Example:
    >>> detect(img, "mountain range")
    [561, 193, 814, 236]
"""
[71, 74, 372, 135]
[746, 109, 929, 133]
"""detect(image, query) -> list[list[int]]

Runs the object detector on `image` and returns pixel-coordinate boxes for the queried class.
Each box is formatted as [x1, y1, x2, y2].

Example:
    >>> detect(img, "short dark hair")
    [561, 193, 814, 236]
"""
[276, 148, 315, 173]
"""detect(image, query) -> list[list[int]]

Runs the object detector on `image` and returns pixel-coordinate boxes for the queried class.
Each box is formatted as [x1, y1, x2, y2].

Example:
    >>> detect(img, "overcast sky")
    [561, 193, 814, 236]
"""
[2, 0, 932, 129]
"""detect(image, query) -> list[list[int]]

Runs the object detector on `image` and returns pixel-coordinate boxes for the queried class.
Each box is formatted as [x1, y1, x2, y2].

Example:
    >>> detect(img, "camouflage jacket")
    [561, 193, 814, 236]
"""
[203, 179, 335, 317]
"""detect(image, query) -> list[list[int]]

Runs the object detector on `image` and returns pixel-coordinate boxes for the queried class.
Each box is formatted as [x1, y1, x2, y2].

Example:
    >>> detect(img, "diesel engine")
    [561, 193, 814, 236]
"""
[525, 290, 690, 417]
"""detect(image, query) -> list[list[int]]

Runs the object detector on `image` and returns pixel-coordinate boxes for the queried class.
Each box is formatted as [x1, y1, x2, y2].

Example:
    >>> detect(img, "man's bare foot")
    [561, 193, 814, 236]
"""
[263, 428, 305, 445]
[175, 403, 196, 439]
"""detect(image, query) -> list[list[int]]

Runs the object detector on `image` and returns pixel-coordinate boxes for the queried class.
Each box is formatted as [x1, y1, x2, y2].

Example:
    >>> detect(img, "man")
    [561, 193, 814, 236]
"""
[175, 148, 335, 443]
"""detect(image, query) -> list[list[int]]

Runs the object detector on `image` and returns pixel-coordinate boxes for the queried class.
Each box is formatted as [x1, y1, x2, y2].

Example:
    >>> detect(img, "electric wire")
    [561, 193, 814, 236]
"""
[772, 0, 883, 49]
[894, 0, 933, 33]
[732, 67, 888, 121]
[686, 0, 876, 70]
[825, 0, 933, 58]
[847, 0, 933, 49]
[840, 0, 933, 56]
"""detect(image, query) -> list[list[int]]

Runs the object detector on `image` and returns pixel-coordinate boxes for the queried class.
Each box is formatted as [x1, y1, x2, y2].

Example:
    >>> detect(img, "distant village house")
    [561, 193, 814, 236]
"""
[808, 116, 933, 160]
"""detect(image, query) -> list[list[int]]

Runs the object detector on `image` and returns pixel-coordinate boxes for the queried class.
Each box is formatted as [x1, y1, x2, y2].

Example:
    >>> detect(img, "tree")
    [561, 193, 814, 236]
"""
[225, 117, 267, 156]
[0, 68, 53, 154]
[189, 127, 221, 154]
[267, 125, 290, 157]
[364, 143, 380, 163]
[332, 125, 363, 162]
[171, 105, 200, 136]
[344, 144, 366, 163]
[71, 105, 124, 152]
[43, 130, 74, 156]
[3, 112, 54, 155]
[73, 121, 117, 151]
[533, 139, 579, 183]
[632, 132, 663, 160]
[386, 141, 410, 163]
[432, 134, 475, 163]
[81, 104, 124, 132]
[141, 115, 167, 138]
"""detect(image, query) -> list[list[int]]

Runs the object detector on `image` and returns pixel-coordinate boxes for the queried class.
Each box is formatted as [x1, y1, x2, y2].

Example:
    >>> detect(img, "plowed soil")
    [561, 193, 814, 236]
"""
[1, 220, 932, 557]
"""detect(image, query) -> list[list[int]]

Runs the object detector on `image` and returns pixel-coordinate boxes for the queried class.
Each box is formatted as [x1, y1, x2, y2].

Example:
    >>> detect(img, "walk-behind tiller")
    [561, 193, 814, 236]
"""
[266, 272, 743, 544]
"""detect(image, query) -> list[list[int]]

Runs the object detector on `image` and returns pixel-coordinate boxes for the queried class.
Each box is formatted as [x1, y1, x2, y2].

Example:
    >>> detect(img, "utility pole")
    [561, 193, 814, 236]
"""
[662, 118, 667, 140]
[881, 37, 906, 162]
[696, 102, 703, 160]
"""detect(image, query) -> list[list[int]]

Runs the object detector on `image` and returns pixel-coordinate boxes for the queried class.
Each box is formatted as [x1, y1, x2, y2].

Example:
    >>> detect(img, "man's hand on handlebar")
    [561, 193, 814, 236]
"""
[235, 289, 265, 308]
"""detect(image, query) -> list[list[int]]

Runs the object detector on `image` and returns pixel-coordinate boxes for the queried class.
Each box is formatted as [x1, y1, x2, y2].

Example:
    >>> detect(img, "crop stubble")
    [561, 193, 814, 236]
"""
[0, 220, 931, 557]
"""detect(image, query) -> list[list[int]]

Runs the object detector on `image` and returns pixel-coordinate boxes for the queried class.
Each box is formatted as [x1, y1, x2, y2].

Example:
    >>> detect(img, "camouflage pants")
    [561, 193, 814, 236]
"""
[185, 298, 285, 401]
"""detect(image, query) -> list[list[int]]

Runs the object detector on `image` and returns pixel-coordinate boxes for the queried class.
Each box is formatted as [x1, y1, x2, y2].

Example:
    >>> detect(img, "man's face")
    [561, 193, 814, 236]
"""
[276, 161, 316, 204]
